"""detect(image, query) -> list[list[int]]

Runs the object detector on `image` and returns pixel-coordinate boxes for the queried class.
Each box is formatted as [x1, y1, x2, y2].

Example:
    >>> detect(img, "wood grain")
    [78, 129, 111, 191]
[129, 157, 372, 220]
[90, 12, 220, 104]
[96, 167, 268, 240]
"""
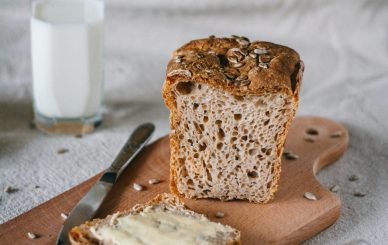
[0, 116, 348, 245]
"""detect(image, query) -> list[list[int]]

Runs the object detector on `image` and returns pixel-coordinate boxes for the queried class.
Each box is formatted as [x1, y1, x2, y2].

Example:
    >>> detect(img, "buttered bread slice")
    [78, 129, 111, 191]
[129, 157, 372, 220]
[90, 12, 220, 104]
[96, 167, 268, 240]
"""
[69, 193, 241, 245]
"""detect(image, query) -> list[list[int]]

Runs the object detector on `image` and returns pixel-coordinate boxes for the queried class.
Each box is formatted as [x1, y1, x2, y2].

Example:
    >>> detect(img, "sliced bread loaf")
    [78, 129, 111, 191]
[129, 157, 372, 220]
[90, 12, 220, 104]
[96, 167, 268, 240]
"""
[69, 193, 241, 245]
[162, 36, 304, 203]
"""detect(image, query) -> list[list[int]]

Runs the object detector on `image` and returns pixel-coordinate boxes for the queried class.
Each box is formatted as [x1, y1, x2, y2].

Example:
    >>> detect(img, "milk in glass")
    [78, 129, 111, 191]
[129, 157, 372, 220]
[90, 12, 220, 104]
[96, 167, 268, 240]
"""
[30, 0, 104, 134]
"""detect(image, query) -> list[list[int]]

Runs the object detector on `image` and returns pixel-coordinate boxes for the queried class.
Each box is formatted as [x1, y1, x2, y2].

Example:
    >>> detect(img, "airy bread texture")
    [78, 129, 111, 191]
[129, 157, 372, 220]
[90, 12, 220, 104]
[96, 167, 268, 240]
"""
[69, 193, 241, 245]
[162, 36, 304, 203]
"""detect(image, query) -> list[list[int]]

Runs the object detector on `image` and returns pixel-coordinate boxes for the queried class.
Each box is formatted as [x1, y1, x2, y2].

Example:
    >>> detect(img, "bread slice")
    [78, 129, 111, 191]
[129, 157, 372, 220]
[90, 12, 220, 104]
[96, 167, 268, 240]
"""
[69, 193, 241, 245]
[162, 36, 304, 203]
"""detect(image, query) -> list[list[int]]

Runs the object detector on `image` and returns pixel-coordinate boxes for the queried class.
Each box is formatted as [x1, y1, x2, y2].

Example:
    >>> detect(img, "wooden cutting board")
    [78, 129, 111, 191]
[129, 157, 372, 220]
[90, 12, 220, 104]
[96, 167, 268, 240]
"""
[0, 116, 348, 245]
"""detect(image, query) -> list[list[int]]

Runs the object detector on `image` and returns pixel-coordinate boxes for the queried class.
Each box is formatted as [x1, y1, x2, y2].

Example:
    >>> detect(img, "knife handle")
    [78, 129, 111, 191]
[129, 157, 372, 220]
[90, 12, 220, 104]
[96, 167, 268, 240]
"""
[102, 123, 155, 181]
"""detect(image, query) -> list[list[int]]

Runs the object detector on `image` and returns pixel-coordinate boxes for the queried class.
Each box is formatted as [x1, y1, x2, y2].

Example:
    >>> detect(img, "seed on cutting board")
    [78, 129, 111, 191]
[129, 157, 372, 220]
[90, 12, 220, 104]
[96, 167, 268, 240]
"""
[133, 183, 143, 191]
[61, 213, 68, 220]
[148, 179, 160, 185]
[353, 192, 367, 197]
[4, 186, 18, 193]
[330, 185, 340, 193]
[348, 175, 359, 181]
[258, 62, 268, 69]
[304, 192, 317, 201]
[57, 148, 69, 154]
[283, 149, 291, 156]
[285, 153, 299, 160]
[215, 211, 225, 218]
[27, 232, 38, 239]
[304, 136, 316, 142]
[330, 131, 343, 138]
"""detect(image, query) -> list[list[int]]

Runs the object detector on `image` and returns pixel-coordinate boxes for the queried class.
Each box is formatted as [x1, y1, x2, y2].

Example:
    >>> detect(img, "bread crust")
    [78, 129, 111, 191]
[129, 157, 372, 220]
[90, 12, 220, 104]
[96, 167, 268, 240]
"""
[69, 193, 241, 245]
[162, 36, 304, 203]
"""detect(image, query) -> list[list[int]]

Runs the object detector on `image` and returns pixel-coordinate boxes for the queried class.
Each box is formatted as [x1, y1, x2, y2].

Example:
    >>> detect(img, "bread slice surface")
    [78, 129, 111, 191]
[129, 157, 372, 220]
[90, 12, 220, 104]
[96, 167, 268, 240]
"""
[69, 193, 241, 245]
[162, 36, 304, 203]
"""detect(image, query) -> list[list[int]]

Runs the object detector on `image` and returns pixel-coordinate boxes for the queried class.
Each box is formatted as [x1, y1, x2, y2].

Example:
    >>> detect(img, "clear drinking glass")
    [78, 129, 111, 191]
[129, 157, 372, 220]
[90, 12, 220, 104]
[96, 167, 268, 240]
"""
[30, 0, 104, 134]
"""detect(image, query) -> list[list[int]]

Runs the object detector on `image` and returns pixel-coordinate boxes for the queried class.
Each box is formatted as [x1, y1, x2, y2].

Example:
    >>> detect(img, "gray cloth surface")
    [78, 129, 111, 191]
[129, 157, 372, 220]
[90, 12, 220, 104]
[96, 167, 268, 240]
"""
[0, 0, 387, 244]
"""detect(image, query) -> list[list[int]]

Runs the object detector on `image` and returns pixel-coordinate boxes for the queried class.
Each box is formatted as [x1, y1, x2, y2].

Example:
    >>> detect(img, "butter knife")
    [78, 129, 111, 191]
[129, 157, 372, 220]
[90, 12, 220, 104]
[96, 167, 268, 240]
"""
[56, 122, 155, 245]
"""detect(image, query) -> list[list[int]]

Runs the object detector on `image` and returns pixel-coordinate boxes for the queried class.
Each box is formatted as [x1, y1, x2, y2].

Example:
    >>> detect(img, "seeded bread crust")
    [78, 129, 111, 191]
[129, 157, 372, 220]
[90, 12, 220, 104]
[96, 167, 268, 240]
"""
[68, 193, 241, 245]
[162, 36, 304, 203]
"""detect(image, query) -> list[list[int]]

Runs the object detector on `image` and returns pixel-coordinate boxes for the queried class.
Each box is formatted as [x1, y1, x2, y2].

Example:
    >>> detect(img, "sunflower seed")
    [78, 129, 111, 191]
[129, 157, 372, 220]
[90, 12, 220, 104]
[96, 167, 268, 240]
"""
[208, 50, 216, 55]
[35, 185, 40, 189]
[233, 80, 241, 86]
[304, 136, 316, 142]
[168, 69, 192, 78]
[227, 48, 246, 62]
[285, 153, 299, 160]
[348, 175, 359, 182]
[259, 54, 271, 63]
[331, 131, 343, 138]
[240, 80, 251, 86]
[236, 75, 248, 81]
[232, 62, 244, 68]
[225, 73, 236, 80]
[353, 192, 366, 197]
[227, 56, 238, 64]
[249, 53, 257, 58]
[259, 62, 268, 69]
[75, 134, 83, 138]
[231, 35, 239, 39]
[304, 192, 317, 201]
[148, 179, 160, 185]
[209, 35, 215, 39]
[4, 186, 18, 193]
[133, 183, 143, 191]
[174, 58, 182, 63]
[236, 37, 250, 46]
[254, 48, 268, 55]
[27, 232, 38, 239]
[57, 148, 69, 154]
[330, 185, 340, 193]
[60, 213, 68, 220]
[215, 211, 225, 218]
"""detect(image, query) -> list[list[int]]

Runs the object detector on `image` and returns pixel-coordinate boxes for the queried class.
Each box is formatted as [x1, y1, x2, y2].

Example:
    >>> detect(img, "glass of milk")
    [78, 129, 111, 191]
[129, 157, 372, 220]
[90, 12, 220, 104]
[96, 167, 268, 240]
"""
[30, 0, 104, 135]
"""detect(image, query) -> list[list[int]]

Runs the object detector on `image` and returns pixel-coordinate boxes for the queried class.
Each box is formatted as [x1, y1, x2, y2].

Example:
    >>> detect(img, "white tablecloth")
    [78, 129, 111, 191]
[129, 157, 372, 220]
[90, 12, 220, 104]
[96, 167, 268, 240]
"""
[1, 0, 387, 244]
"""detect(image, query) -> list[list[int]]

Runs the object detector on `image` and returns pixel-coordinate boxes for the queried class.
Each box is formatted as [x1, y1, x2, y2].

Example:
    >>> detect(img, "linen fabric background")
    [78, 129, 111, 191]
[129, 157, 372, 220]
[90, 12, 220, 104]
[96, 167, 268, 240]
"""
[0, 0, 387, 244]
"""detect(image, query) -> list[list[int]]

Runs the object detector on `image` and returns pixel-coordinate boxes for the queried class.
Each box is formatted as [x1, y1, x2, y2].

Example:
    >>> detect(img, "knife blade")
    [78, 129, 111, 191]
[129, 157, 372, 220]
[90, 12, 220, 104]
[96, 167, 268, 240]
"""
[56, 122, 155, 245]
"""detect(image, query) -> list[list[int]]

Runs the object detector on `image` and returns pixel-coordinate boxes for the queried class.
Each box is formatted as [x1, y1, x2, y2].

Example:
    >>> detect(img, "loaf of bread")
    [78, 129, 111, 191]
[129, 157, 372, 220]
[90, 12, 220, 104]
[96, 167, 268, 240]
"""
[162, 36, 304, 203]
[69, 193, 241, 245]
